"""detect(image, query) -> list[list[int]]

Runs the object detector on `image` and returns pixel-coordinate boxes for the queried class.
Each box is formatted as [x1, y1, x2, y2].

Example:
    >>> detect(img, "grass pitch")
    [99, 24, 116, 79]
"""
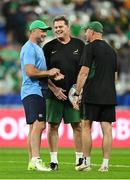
[0, 148, 130, 179]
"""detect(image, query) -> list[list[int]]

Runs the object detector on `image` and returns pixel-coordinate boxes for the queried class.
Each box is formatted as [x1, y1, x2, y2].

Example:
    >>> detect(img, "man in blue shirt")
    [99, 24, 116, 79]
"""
[20, 20, 64, 171]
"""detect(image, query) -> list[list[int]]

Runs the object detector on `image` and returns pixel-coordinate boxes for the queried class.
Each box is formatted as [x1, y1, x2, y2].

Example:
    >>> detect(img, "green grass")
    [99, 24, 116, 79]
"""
[0, 148, 130, 179]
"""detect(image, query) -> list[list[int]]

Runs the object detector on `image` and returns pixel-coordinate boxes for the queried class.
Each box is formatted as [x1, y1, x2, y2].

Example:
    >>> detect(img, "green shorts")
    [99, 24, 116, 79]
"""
[46, 98, 80, 124]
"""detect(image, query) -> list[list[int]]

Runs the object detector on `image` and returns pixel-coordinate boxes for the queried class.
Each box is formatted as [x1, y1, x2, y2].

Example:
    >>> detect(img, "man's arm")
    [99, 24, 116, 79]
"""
[24, 64, 63, 79]
[76, 66, 90, 95]
[115, 72, 118, 83]
[48, 79, 58, 92]
[73, 66, 89, 110]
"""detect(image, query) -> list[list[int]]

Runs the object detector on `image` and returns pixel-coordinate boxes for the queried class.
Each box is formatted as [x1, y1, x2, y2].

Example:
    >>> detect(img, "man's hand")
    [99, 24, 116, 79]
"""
[54, 73, 64, 81]
[48, 68, 60, 77]
[49, 68, 64, 81]
[53, 87, 67, 101]
[72, 96, 79, 110]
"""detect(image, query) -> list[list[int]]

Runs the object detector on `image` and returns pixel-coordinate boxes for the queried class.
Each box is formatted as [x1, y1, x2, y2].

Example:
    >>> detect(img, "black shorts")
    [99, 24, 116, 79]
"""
[80, 103, 116, 122]
[22, 94, 46, 124]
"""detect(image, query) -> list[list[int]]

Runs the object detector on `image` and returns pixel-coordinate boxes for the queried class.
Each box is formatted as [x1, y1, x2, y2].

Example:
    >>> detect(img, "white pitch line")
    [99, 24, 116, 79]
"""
[0, 179, 129, 180]
[60, 162, 130, 168]
[0, 161, 130, 168]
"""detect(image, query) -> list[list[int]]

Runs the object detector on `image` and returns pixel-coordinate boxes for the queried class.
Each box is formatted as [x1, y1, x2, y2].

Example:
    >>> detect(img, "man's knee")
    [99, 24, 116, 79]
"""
[48, 123, 59, 132]
[33, 120, 46, 131]
[71, 123, 81, 133]
[101, 122, 112, 136]
[81, 120, 92, 131]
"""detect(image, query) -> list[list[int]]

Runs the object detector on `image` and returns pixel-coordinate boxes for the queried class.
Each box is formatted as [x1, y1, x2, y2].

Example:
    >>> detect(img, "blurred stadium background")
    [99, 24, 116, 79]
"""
[0, 0, 130, 149]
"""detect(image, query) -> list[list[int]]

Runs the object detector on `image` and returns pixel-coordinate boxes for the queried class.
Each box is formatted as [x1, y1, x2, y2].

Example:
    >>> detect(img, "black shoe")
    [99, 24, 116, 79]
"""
[76, 158, 83, 166]
[50, 162, 58, 171]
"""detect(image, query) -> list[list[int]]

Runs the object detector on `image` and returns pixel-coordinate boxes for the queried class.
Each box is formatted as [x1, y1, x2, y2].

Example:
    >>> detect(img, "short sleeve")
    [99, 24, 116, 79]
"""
[79, 44, 93, 68]
[23, 47, 35, 66]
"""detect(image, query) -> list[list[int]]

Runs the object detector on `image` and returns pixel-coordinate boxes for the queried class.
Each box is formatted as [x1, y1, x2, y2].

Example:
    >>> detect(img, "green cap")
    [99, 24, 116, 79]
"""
[29, 20, 52, 31]
[83, 21, 103, 33]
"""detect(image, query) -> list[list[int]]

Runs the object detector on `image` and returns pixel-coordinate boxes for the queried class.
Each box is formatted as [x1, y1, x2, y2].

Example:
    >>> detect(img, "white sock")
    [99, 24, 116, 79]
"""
[31, 157, 40, 164]
[84, 156, 91, 165]
[50, 152, 58, 163]
[75, 152, 83, 165]
[102, 158, 109, 167]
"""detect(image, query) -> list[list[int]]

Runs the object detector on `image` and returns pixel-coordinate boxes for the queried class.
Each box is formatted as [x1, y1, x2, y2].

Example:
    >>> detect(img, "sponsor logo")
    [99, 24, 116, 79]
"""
[38, 114, 43, 118]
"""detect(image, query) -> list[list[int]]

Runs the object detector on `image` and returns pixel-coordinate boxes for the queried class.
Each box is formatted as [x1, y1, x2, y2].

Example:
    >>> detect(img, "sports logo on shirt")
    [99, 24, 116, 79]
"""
[38, 114, 43, 118]
[73, 49, 79, 55]
[51, 50, 57, 54]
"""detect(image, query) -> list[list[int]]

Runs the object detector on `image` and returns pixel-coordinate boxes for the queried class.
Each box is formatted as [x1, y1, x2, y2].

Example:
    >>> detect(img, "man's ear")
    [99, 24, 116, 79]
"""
[92, 30, 95, 36]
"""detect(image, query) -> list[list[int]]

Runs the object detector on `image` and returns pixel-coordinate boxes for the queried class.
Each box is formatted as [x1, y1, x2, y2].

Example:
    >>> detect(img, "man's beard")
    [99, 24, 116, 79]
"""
[37, 37, 44, 45]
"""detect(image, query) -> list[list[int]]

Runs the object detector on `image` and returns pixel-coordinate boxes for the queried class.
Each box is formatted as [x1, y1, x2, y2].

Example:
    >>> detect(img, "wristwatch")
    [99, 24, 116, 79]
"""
[74, 92, 79, 96]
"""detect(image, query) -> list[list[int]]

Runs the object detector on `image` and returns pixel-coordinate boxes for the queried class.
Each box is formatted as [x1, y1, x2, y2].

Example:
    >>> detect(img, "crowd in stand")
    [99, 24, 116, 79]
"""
[0, 0, 130, 95]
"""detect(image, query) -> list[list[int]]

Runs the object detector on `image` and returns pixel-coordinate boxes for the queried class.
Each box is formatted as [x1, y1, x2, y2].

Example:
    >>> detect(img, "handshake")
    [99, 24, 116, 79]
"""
[48, 68, 64, 81]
